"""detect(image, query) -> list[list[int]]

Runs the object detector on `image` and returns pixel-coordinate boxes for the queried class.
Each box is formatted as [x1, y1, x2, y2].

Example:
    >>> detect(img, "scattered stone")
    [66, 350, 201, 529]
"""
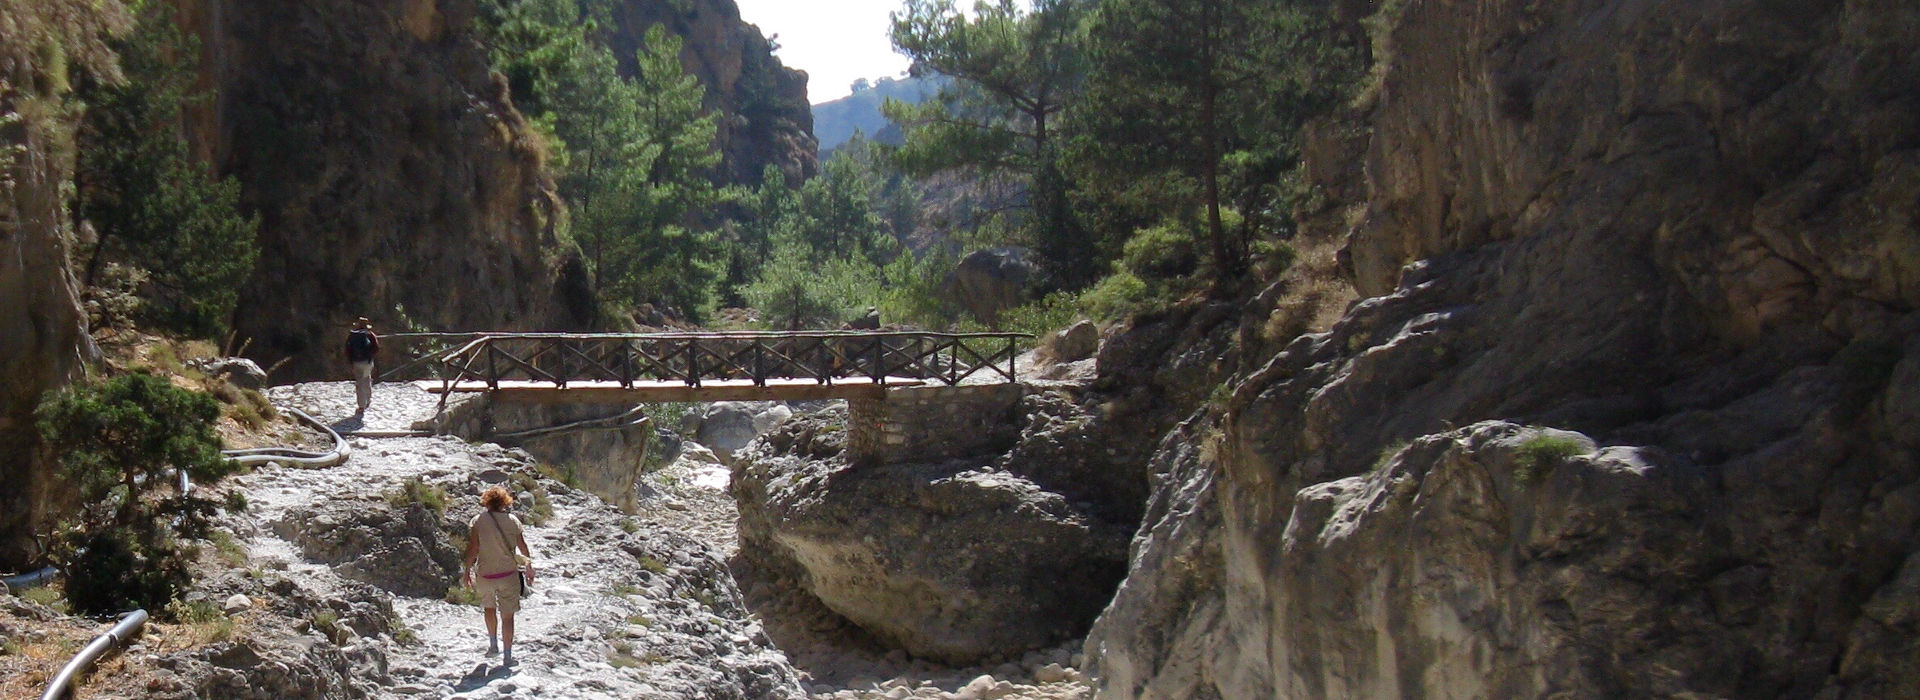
[1034, 663, 1068, 683]
[222, 594, 253, 615]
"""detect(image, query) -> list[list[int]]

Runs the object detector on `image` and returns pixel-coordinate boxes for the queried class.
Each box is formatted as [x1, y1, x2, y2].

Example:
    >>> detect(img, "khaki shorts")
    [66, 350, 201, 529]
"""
[475, 571, 522, 615]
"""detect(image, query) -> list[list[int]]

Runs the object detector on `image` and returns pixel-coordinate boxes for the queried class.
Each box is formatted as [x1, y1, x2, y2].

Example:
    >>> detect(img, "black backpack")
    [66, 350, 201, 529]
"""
[346, 329, 376, 362]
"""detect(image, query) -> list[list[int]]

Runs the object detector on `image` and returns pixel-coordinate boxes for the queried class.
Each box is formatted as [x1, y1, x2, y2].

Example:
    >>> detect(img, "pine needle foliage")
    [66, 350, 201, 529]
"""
[34, 373, 239, 615]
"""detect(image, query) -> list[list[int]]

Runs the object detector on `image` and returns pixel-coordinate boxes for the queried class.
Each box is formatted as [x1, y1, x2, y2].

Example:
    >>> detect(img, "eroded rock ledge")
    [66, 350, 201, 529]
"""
[733, 394, 1139, 666]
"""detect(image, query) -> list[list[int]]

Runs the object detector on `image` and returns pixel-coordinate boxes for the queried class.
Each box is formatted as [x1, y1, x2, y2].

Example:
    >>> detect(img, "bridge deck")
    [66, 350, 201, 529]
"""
[418, 377, 928, 404]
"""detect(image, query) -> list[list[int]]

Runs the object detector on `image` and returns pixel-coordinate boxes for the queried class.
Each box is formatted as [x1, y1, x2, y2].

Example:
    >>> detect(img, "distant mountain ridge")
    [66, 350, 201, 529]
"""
[811, 75, 945, 156]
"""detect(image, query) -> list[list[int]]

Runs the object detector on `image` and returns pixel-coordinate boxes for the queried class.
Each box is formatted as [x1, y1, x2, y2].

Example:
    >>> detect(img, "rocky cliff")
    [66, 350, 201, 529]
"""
[0, 3, 120, 568]
[600, 0, 817, 185]
[1089, 0, 1920, 698]
[167, 0, 593, 380]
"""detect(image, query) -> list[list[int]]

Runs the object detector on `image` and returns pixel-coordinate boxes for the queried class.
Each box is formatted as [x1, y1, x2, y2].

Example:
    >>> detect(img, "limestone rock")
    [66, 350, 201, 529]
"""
[203, 358, 269, 390]
[222, 594, 253, 615]
[273, 498, 460, 598]
[946, 248, 1038, 325]
[1042, 321, 1099, 364]
[187, 0, 594, 380]
[0, 43, 101, 566]
[1086, 0, 1920, 696]
[686, 401, 794, 462]
[735, 410, 1129, 665]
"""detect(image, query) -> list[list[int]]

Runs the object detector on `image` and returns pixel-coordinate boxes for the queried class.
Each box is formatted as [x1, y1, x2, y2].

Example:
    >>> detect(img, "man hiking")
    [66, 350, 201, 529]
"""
[345, 317, 380, 414]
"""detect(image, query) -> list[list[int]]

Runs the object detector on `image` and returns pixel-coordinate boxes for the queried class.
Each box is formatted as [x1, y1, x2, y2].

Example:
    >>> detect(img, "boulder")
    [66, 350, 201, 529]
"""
[751, 404, 793, 434]
[735, 411, 1128, 664]
[273, 498, 460, 598]
[947, 248, 1038, 324]
[1042, 321, 1099, 363]
[205, 357, 269, 390]
[684, 402, 794, 461]
[694, 403, 761, 457]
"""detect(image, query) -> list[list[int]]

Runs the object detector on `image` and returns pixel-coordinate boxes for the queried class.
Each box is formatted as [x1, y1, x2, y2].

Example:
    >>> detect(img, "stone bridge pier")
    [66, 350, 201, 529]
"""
[846, 383, 1028, 465]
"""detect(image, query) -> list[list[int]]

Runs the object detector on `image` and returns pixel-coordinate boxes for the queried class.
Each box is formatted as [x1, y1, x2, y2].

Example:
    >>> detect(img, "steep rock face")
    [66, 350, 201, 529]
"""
[0, 9, 116, 567]
[169, 0, 590, 380]
[1091, 0, 1920, 698]
[601, 0, 817, 185]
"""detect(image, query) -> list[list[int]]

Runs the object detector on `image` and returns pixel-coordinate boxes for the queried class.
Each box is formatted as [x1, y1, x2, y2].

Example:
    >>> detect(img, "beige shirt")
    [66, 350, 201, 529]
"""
[469, 510, 525, 576]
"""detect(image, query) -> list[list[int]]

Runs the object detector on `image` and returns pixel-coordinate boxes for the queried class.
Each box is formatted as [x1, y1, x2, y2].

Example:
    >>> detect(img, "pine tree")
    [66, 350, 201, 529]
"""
[1073, 0, 1356, 281]
[887, 0, 1092, 287]
[75, 2, 259, 337]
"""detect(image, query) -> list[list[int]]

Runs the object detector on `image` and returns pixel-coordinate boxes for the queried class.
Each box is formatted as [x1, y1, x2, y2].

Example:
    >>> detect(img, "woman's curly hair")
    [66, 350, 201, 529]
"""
[480, 486, 513, 512]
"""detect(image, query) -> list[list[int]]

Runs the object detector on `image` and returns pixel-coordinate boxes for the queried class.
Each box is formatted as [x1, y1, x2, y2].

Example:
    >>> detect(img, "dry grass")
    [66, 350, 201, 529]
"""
[1262, 235, 1357, 344]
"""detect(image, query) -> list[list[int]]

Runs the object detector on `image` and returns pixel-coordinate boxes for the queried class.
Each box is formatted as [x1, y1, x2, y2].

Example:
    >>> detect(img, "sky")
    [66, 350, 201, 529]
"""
[734, 0, 914, 105]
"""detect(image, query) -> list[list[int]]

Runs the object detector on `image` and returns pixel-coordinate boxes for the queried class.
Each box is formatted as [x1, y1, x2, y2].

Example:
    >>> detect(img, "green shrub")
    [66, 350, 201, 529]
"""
[1121, 220, 1201, 280]
[1081, 270, 1157, 320]
[18, 586, 70, 615]
[384, 477, 448, 516]
[36, 373, 239, 615]
[1513, 433, 1587, 483]
[1001, 291, 1083, 341]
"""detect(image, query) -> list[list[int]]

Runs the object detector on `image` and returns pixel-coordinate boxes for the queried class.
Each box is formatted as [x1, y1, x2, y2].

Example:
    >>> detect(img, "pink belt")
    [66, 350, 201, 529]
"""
[481, 570, 518, 580]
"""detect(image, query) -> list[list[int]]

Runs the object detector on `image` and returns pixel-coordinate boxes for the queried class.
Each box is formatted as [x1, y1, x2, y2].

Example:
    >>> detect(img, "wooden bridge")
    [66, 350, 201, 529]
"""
[379, 331, 1029, 403]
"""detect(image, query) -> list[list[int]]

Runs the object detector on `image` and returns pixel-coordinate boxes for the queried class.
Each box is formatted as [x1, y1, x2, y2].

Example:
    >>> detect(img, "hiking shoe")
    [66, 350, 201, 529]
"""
[502, 649, 515, 666]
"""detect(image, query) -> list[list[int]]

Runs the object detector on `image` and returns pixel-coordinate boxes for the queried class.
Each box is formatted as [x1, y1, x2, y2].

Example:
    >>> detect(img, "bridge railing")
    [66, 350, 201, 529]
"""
[377, 332, 487, 381]
[430, 331, 1030, 389]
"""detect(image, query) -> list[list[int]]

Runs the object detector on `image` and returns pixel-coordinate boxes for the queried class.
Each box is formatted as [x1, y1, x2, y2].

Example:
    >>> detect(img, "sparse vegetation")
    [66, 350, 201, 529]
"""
[207, 529, 248, 567]
[309, 608, 345, 644]
[165, 599, 234, 642]
[18, 586, 70, 615]
[445, 586, 481, 606]
[508, 472, 556, 526]
[1513, 433, 1587, 483]
[385, 477, 449, 516]
[1373, 440, 1411, 471]
[636, 555, 669, 575]
[537, 461, 583, 489]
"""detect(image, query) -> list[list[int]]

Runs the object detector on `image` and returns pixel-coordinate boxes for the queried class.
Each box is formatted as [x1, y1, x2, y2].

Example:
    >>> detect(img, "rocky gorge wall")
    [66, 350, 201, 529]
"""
[0, 5, 120, 568]
[164, 0, 592, 380]
[159, 0, 815, 379]
[1089, 0, 1920, 698]
[599, 0, 818, 186]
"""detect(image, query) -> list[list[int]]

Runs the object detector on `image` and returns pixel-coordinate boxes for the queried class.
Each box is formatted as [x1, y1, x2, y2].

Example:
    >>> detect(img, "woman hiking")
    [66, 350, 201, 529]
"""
[462, 486, 536, 665]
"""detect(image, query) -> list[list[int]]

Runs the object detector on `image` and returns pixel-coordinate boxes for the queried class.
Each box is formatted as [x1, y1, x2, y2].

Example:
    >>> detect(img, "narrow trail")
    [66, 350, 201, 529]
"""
[242, 382, 800, 699]
[233, 381, 1092, 699]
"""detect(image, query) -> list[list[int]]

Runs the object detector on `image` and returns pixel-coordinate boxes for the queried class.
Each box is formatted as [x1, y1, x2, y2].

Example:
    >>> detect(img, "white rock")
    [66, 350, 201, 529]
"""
[1034, 663, 1068, 683]
[678, 443, 721, 465]
[222, 594, 253, 614]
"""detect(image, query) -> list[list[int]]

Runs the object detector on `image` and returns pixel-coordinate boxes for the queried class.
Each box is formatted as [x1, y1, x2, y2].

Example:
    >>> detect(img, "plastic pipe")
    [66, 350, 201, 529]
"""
[1, 566, 56, 591]
[219, 406, 350, 468]
[40, 609, 148, 700]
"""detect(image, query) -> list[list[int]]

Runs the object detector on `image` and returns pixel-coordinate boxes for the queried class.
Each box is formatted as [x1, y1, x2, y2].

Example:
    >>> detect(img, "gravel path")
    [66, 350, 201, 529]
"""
[246, 382, 801, 699]
[242, 381, 1093, 700]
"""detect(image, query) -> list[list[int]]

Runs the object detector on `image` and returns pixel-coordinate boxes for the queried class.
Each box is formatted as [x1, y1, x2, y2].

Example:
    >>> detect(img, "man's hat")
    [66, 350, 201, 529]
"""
[354, 317, 371, 327]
